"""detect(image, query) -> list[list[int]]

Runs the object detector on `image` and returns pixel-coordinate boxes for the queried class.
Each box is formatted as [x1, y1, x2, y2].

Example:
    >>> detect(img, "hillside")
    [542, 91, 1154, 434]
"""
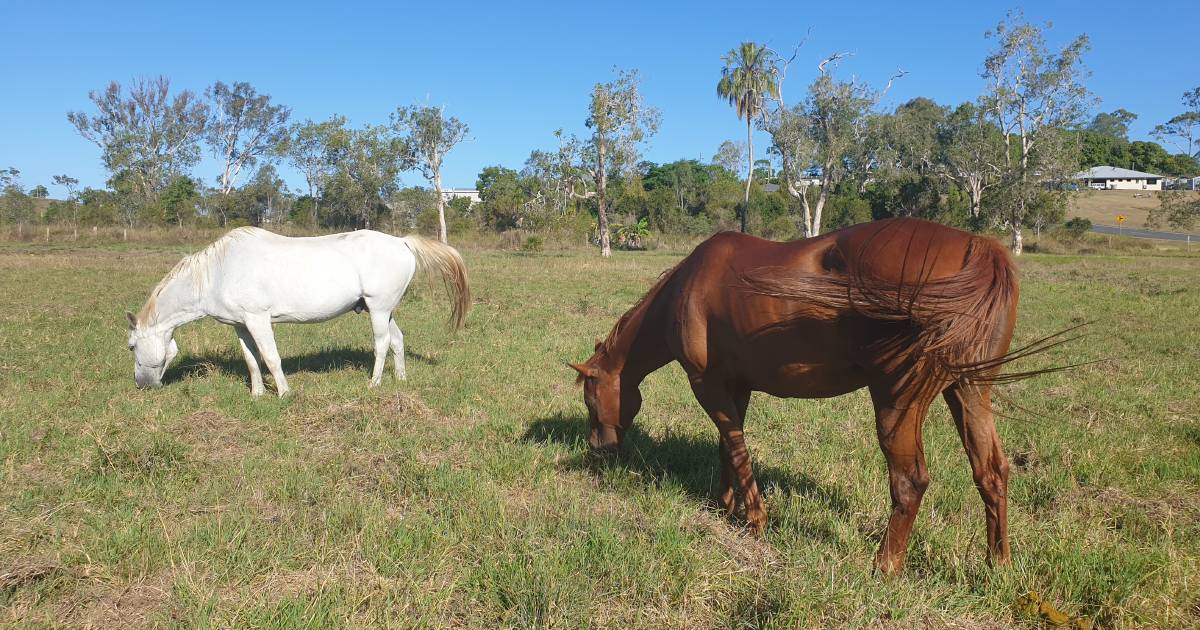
[1067, 189, 1200, 230]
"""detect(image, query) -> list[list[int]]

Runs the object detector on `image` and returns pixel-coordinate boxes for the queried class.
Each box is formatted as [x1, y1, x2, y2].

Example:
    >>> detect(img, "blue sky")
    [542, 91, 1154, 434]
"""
[2, 1, 1197, 197]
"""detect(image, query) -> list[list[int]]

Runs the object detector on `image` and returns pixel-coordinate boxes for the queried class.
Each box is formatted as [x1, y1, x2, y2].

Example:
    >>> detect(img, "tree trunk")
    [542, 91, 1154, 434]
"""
[435, 168, 447, 243]
[742, 118, 753, 233]
[597, 136, 611, 258]
[1010, 223, 1023, 255]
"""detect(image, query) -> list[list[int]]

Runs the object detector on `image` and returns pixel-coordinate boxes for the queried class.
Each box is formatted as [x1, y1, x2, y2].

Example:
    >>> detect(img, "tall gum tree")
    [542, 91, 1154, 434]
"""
[583, 69, 659, 257]
[391, 105, 469, 243]
[204, 81, 291, 197]
[981, 10, 1091, 255]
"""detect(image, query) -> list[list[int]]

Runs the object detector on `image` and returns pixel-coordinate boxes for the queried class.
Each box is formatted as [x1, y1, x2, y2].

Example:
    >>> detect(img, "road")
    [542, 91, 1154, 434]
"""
[1090, 224, 1199, 243]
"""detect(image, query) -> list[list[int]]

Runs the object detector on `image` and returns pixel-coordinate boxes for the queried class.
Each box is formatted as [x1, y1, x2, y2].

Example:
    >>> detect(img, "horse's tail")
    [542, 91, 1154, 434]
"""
[743, 234, 1079, 391]
[402, 236, 471, 331]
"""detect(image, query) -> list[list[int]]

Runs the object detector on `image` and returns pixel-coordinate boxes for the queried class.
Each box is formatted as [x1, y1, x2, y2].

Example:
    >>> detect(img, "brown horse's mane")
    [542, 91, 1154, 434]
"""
[582, 262, 684, 378]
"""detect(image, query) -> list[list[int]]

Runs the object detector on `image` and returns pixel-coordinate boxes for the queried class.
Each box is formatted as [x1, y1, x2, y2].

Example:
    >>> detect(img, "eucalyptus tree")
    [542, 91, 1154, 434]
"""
[937, 102, 1005, 220]
[67, 77, 208, 206]
[583, 69, 660, 257]
[283, 116, 349, 219]
[391, 104, 469, 243]
[717, 42, 780, 232]
[204, 81, 291, 196]
[768, 57, 878, 237]
[52, 174, 80, 229]
[713, 140, 745, 179]
[523, 129, 588, 217]
[981, 11, 1091, 254]
[1153, 87, 1200, 159]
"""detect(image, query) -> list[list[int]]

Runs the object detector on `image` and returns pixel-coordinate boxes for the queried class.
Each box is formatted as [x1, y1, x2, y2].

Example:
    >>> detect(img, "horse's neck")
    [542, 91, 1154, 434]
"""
[148, 270, 208, 332]
[601, 291, 673, 387]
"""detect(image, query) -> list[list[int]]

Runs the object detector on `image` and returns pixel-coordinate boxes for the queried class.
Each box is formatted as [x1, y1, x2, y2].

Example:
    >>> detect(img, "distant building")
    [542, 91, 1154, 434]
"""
[441, 188, 481, 205]
[1074, 166, 1163, 191]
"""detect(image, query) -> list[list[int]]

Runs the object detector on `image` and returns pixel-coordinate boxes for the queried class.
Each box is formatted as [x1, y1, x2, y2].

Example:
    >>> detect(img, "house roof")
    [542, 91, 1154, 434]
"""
[1074, 166, 1163, 180]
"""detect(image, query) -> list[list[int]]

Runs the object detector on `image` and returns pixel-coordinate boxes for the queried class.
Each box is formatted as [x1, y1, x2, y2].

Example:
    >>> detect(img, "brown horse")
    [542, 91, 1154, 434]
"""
[571, 218, 1052, 575]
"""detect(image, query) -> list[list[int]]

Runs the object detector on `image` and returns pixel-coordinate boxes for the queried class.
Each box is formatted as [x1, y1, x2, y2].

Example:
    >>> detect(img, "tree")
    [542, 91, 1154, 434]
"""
[718, 42, 780, 232]
[160, 176, 198, 227]
[713, 140, 746, 178]
[391, 104, 469, 243]
[67, 77, 208, 207]
[476, 165, 526, 230]
[938, 101, 1005, 220]
[523, 129, 589, 218]
[1088, 108, 1137, 143]
[204, 81, 291, 196]
[1148, 189, 1200, 231]
[1153, 87, 1200, 158]
[282, 116, 348, 221]
[768, 58, 879, 237]
[52, 174, 80, 228]
[982, 11, 1091, 255]
[583, 69, 660, 257]
[322, 125, 404, 230]
[1, 168, 35, 226]
[238, 165, 288, 226]
[30, 184, 49, 198]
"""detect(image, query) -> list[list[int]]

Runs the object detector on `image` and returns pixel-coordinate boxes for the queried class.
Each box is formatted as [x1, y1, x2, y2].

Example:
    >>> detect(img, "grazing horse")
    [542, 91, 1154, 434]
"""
[127, 227, 469, 396]
[571, 218, 1057, 575]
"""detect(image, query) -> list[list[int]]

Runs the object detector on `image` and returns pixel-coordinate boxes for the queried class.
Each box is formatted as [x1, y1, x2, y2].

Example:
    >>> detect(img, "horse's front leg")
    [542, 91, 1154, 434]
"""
[243, 313, 289, 397]
[694, 382, 764, 534]
[234, 325, 265, 397]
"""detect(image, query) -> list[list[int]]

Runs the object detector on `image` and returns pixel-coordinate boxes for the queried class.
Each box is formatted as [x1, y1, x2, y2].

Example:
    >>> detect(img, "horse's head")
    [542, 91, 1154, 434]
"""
[569, 359, 641, 454]
[126, 312, 178, 389]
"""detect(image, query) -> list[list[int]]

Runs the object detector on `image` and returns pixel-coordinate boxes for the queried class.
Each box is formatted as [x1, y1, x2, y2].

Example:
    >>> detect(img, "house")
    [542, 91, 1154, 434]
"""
[1073, 166, 1163, 191]
[441, 188, 481, 205]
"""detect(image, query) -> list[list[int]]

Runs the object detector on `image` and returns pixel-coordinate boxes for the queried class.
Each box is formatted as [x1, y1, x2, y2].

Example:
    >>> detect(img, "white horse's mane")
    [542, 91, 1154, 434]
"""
[138, 226, 265, 325]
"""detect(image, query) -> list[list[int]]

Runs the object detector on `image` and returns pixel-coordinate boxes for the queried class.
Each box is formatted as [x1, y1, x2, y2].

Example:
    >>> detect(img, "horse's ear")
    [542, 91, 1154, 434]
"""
[567, 362, 593, 384]
[593, 338, 603, 352]
[126, 311, 138, 329]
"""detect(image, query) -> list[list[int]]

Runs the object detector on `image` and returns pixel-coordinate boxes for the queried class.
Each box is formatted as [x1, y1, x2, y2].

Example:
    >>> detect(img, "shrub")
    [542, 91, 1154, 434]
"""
[1061, 217, 1092, 240]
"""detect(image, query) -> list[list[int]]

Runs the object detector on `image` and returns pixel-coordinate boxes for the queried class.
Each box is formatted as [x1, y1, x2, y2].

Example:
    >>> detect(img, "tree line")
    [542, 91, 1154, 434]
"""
[3, 11, 1198, 253]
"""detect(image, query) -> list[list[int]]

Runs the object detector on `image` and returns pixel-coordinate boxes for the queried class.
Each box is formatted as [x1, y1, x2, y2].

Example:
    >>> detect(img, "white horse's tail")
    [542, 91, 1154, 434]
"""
[402, 236, 471, 331]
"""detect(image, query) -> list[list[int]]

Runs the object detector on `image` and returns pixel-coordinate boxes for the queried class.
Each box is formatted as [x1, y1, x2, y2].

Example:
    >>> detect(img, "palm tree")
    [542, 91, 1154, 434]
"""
[718, 42, 780, 232]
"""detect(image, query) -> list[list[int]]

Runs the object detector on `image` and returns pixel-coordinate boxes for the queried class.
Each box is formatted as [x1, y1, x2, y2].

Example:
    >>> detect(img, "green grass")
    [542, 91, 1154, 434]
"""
[1, 239, 1198, 628]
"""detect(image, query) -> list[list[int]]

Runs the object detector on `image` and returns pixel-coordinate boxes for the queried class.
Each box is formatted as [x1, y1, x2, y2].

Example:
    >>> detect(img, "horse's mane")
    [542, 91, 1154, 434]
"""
[584, 261, 683, 375]
[137, 226, 264, 325]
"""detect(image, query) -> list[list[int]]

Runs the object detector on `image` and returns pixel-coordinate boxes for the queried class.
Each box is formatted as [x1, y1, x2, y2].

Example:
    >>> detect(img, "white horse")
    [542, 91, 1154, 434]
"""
[127, 227, 470, 397]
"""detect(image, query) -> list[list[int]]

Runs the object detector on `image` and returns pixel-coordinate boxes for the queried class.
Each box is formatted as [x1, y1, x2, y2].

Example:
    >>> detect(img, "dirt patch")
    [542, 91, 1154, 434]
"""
[1, 557, 62, 593]
[170, 409, 248, 464]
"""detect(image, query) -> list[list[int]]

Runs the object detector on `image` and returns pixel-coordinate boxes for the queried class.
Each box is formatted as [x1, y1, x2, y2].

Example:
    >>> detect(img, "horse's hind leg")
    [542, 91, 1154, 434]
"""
[388, 318, 406, 380]
[944, 384, 1010, 566]
[366, 307, 393, 386]
[234, 325, 265, 397]
[243, 313, 289, 396]
[870, 385, 934, 576]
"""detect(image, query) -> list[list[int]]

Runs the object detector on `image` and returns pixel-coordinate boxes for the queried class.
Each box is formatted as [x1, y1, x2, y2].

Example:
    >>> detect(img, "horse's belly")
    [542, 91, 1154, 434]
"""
[750, 362, 866, 399]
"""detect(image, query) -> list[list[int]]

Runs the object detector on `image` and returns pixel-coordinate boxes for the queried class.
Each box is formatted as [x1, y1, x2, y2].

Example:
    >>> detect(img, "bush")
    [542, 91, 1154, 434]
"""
[520, 235, 543, 252]
[1061, 217, 1092, 240]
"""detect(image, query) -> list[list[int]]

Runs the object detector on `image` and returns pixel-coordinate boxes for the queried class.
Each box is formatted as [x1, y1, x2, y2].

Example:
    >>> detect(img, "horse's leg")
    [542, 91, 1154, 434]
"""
[234, 325, 265, 397]
[388, 318, 406, 381]
[243, 313, 289, 396]
[694, 381, 765, 534]
[870, 386, 933, 575]
[366, 308, 392, 386]
[944, 384, 1010, 566]
[714, 387, 751, 515]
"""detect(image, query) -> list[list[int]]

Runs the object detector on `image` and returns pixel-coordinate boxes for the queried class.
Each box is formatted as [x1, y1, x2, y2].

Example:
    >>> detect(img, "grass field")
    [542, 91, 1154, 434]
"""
[2, 238, 1198, 628]
[1067, 189, 1200, 231]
